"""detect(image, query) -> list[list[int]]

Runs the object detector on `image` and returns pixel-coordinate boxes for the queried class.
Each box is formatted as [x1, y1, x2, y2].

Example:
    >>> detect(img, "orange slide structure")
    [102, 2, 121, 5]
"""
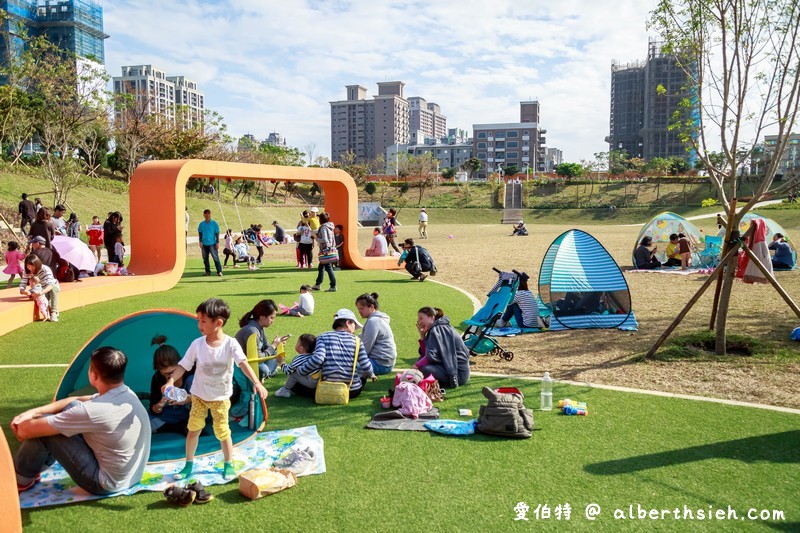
[0, 160, 397, 337]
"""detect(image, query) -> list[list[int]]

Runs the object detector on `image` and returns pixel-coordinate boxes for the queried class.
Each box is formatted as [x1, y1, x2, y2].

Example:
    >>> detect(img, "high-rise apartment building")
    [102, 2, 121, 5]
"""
[0, 0, 107, 66]
[754, 133, 800, 174]
[408, 96, 446, 143]
[330, 81, 411, 163]
[472, 101, 546, 179]
[545, 148, 563, 172]
[113, 65, 205, 129]
[608, 39, 697, 163]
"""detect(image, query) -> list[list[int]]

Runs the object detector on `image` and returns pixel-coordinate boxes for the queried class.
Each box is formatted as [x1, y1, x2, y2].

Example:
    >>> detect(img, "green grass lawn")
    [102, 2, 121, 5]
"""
[1, 259, 798, 531]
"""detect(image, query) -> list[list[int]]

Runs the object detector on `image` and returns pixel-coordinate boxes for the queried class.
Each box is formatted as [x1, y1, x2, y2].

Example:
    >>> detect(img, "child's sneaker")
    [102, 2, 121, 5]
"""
[186, 481, 214, 504]
[163, 484, 196, 507]
[274, 387, 292, 398]
[17, 473, 40, 492]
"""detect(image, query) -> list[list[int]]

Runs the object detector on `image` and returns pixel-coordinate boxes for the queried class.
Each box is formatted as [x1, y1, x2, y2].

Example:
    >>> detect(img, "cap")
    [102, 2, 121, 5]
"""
[310, 207, 319, 213]
[54, 204, 65, 211]
[30, 236, 46, 244]
[333, 308, 363, 328]
[271, 220, 278, 225]
[518, 219, 524, 224]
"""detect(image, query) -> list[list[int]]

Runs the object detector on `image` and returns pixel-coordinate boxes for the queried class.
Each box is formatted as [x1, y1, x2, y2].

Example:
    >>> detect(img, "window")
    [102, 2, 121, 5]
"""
[507, 141, 518, 148]
[477, 142, 487, 149]
[495, 141, 505, 148]
[478, 132, 487, 139]
[507, 131, 518, 138]
[478, 152, 486, 159]
[507, 152, 518, 159]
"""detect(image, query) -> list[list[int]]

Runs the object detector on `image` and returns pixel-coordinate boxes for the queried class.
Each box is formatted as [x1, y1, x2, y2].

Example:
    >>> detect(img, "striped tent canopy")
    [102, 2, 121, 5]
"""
[55, 310, 267, 463]
[539, 229, 638, 331]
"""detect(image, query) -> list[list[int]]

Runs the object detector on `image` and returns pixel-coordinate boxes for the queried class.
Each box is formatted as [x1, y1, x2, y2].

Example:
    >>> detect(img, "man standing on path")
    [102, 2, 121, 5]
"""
[12, 347, 151, 495]
[198, 209, 223, 277]
[18, 193, 36, 235]
[418, 208, 428, 239]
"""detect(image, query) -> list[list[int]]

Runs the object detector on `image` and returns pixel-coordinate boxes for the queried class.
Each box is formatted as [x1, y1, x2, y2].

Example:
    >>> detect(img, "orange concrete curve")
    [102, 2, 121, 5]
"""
[0, 428, 22, 532]
[0, 160, 396, 337]
[129, 160, 398, 276]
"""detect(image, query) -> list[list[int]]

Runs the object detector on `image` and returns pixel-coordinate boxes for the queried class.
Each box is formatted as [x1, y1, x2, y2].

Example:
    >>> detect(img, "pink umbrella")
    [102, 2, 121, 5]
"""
[52, 235, 98, 271]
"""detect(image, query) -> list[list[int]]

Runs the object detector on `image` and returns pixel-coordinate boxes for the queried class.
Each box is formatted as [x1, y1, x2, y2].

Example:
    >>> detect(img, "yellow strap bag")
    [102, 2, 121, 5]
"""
[315, 338, 360, 405]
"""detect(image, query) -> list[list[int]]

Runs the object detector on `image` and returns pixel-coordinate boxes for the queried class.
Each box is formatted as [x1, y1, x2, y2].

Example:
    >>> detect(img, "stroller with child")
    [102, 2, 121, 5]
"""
[461, 268, 522, 361]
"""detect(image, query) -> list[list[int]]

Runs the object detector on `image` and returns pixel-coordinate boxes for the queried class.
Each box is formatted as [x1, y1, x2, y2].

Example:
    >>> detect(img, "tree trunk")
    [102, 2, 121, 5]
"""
[714, 263, 736, 354]
[656, 178, 661, 201]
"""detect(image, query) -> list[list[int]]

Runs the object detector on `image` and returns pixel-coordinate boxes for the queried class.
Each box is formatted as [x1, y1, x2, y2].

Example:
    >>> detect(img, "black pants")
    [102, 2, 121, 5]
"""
[20, 217, 33, 235]
[664, 258, 682, 267]
[255, 245, 264, 263]
[298, 243, 313, 266]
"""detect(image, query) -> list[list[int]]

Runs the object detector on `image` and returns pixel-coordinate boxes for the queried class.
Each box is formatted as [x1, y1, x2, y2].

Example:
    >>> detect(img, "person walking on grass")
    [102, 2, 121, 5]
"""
[12, 346, 151, 495]
[418, 208, 428, 239]
[164, 298, 267, 480]
[311, 212, 337, 292]
[18, 193, 36, 235]
[198, 209, 223, 277]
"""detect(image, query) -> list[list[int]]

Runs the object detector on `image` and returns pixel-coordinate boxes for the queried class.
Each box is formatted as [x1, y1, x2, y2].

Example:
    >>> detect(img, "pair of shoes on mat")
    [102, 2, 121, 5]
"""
[164, 482, 214, 506]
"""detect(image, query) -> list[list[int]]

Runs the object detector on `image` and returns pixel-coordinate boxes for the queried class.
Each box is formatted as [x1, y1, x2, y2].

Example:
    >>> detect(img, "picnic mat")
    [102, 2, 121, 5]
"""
[366, 408, 440, 431]
[484, 326, 542, 337]
[627, 267, 715, 275]
[19, 425, 325, 509]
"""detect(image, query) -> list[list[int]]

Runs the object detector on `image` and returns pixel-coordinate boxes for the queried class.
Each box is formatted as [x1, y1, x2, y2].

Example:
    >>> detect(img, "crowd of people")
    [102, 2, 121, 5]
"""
[11, 294, 470, 495]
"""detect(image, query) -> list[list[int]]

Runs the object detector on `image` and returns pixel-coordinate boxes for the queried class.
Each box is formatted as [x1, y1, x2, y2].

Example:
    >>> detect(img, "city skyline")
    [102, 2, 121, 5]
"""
[104, 0, 659, 163]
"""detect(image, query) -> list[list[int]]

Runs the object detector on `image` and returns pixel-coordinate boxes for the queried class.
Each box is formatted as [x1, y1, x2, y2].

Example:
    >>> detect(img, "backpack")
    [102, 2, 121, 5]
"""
[476, 387, 533, 438]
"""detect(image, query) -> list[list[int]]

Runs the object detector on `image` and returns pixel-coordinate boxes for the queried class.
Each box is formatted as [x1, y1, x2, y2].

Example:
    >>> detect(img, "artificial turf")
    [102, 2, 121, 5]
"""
[1, 259, 798, 532]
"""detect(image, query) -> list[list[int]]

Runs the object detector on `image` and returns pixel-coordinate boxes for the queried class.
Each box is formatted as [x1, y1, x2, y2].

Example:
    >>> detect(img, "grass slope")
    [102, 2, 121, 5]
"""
[0, 259, 798, 531]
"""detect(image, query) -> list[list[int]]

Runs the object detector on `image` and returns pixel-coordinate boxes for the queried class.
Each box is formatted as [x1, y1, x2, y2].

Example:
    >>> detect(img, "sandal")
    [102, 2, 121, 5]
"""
[163, 484, 196, 507]
[186, 481, 214, 504]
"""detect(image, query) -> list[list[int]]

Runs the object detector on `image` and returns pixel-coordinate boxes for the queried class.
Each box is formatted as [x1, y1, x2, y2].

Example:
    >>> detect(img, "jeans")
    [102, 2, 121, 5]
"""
[201, 244, 222, 274]
[15, 430, 113, 495]
[419, 362, 470, 389]
[369, 359, 394, 375]
[21, 217, 33, 235]
[501, 302, 526, 327]
[258, 359, 278, 379]
[315, 262, 336, 288]
[255, 245, 264, 264]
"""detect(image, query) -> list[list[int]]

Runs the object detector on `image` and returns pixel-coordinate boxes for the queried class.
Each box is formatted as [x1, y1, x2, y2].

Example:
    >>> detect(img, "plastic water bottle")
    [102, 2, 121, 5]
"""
[164, 386, 188, 403]
[540, 372, 553, 411]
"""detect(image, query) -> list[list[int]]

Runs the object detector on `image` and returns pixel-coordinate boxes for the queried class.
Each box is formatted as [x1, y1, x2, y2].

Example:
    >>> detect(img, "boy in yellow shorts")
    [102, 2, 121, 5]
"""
[164, 298, 267, 480]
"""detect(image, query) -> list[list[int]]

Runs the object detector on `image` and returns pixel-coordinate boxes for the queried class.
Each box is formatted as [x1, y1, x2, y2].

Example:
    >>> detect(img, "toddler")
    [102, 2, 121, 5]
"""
[164, 298, 267, 480]
[29, 275, 50, 321]
[677, 232, 693, 270]
[113, 235, 125, 268]
[149, 335, 193, 434]
[223, 229, 236, 267]
[233, 236, 258, 270]
[279, 284, 315, 317]
[4, 241, 25, 288]
[273, 334, 319, 398]
[333, 224, 344, 268]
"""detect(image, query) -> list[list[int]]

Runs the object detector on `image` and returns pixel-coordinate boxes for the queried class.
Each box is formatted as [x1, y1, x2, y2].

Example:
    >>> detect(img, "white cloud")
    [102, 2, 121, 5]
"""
[104, 0, 658, 162]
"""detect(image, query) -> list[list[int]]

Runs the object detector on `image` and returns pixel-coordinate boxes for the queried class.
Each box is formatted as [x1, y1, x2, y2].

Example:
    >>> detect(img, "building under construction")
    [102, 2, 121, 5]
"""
[608, 39, 697, 164]
[1, 0, 107, 65]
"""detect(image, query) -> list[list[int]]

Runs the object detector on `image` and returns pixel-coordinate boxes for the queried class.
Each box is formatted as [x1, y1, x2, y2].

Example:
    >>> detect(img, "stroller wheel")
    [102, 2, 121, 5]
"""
[490, 347, 503, 357]
[502, 351, 514, 361]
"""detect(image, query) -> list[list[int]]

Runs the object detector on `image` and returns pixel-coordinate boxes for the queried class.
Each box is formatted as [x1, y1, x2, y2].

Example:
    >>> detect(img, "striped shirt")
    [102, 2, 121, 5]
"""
[18, 265, 59, 292]
[514, 290, 539, 328]
[280, 352, 319, 376]
[295, 330, 374, 390]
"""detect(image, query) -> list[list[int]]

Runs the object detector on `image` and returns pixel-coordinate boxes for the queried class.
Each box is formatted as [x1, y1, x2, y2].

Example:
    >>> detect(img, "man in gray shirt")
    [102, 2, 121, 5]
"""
[12, 347, 151, 495]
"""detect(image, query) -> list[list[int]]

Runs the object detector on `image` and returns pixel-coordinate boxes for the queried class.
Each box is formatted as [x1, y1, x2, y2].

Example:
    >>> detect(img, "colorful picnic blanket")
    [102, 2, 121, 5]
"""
[19, 425, 325, 509]
[628, 267, 715, 275]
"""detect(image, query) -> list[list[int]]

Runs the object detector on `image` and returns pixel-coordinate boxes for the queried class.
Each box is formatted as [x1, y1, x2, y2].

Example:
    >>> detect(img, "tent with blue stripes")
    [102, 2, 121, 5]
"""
[539, 229, 638, 331]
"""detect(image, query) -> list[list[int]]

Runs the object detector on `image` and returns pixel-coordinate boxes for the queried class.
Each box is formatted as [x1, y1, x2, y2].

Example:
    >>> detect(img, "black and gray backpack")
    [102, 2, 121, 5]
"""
[476, 387, 534, 438]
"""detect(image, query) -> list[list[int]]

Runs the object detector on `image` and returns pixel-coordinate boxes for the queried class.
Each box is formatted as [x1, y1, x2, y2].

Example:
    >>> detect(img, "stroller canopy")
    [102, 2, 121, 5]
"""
[634, 211, 704, 265]
[55, 310, 267, 463]
[539, 229, 637, 331]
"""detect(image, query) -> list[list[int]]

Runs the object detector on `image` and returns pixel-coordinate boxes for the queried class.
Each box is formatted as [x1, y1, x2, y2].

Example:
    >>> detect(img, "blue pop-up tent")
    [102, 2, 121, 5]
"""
[539, 229, 638, 331]
[55, 310, 267, 463]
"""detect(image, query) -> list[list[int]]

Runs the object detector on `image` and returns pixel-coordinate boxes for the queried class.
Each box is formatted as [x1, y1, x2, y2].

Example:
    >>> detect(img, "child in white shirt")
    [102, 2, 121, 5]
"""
[279, 284, 315, 317]
[164, 298, 267, 480]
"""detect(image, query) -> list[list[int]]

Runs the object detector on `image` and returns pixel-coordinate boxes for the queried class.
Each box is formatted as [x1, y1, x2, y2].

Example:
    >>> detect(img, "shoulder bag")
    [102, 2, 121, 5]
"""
[315, 338, 360, 405]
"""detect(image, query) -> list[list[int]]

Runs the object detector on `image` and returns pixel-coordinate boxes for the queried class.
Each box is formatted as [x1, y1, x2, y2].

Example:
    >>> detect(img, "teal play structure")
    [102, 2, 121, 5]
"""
[55, 310, 267, 463]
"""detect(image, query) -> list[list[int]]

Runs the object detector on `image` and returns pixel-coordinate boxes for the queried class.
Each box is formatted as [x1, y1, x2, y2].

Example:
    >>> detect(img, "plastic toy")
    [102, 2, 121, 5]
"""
[558, 398, 588, 416]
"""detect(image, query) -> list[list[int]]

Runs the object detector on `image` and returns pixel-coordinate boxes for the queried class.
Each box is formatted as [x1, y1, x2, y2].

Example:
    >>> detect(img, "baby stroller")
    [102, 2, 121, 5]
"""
[462, 268, 521, 361]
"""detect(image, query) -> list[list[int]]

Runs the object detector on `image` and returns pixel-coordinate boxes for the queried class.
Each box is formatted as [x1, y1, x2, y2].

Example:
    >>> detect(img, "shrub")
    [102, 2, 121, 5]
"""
[701, 197, 719, 208]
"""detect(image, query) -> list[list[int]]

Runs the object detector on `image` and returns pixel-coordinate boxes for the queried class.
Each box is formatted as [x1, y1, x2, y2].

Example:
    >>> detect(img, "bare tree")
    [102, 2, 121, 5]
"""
[303, 142, 316, 166]
[648, 0, 800, 354]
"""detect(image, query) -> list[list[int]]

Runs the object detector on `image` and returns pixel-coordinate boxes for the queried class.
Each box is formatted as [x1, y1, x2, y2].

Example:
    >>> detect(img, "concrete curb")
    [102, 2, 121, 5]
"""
[470, 371, 800, 414]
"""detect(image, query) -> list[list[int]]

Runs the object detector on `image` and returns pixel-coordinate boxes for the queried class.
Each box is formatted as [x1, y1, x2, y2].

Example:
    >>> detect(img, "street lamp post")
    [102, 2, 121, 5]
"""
[395, 143, 399, 179]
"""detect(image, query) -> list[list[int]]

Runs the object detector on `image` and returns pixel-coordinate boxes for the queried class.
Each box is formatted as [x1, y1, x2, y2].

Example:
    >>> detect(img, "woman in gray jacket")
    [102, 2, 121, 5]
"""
[311, 212, 337, 292]
[414, 306, 470, 388]
[355, 293, 397, 375]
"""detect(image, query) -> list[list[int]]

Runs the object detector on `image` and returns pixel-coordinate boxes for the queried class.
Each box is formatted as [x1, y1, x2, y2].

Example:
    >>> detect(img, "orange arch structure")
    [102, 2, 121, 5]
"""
[0, 428, 22, 532]
[0, 160, 396, 337]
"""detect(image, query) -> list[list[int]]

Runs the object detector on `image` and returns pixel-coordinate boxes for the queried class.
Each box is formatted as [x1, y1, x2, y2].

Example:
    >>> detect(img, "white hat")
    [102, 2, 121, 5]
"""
[333, 308, 363, 328]
[518, 219, 524, 224]
[310, 206, 319, 213]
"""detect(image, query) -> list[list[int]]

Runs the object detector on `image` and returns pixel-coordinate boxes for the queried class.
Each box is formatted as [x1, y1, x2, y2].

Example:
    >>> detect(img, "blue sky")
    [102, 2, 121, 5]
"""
[103, 0, 657, 163]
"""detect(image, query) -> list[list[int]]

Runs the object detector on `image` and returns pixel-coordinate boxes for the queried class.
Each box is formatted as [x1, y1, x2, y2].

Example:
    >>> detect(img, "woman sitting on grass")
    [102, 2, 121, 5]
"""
[634, 236, 661, 269]
[355, 292, 397, 375]
[413, 306, 470, 388]
[290, 309, 376, 400]
[234, 300, 291, 381]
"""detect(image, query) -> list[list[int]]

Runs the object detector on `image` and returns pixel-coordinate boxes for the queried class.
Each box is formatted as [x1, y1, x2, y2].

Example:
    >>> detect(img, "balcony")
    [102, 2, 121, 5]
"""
[522, 136, 530, 141]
